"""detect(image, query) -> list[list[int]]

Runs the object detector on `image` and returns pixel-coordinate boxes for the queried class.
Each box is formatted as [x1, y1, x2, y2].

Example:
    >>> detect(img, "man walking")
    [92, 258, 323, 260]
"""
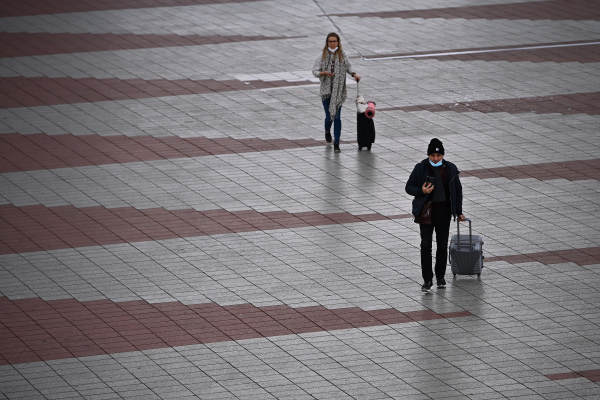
[405, 138, 466, 291]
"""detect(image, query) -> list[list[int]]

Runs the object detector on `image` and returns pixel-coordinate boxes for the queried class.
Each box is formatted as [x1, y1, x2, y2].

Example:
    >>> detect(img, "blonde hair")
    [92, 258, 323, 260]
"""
[322, 32, 343, 61]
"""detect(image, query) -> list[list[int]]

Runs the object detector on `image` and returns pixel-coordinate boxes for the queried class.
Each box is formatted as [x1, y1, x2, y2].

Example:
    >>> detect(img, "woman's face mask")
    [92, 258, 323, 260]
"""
[328, 47, 338, 53]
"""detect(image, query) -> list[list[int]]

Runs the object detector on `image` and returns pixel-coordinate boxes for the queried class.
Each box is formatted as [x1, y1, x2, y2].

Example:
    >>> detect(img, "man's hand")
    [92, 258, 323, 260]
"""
[422, 182, 433, 194]
[457, 215, 466, 221]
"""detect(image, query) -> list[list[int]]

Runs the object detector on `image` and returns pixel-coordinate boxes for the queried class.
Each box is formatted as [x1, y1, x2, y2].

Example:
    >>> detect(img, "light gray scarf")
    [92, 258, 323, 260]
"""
[319, 50, 347, 120]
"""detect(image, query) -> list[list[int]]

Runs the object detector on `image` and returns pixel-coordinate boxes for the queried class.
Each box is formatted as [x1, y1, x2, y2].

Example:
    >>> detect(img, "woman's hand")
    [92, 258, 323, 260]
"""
[353, 74, 361, 82]
[422, 182, 433, 194]
[321, 71, 334, 77]
[457, 215, 466, 222]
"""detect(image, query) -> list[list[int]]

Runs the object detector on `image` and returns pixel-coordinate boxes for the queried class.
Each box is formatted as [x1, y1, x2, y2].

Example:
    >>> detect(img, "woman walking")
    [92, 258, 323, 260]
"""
[312, 33, 360, 152]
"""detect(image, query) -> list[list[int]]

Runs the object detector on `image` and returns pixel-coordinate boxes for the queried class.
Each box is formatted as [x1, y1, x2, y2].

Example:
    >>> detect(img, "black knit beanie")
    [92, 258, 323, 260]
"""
[427, 138, 444, 155]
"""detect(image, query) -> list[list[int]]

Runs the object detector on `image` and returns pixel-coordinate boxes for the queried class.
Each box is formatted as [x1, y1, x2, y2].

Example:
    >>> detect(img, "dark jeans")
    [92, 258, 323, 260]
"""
[322, 97, 342, 144]
[419, 208, 451, 282]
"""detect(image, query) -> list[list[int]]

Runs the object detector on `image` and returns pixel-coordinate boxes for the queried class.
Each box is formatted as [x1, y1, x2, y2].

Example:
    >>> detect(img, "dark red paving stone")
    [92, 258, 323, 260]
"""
[485, 247, 600, 266]
[0, 204, 412, 255]
[581, 370, 600, 382]
[546, 369, 600, 381]
[0, 296, 472, 365]
[362, 41, 600, 64]
[0, 0, 263, 17]
[329, 0, 600, 21]
[546, 371, 585, 380]
[0, 133, 343, 173]
[0, 77, 316, 109]
[379, 92, 600, 115]
[0, 33, 302, 57]
[461, 159, 600, 182]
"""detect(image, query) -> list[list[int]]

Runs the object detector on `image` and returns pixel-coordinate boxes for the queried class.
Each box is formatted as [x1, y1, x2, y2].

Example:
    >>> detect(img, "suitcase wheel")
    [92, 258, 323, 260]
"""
[358, 146, 362, 151]
[477, 273, 480, 277]
[367, 144, 371, 151]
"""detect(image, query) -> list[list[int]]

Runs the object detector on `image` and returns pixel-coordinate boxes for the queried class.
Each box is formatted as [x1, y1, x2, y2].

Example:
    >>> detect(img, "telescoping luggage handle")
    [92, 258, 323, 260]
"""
[456, 218, 473, 251]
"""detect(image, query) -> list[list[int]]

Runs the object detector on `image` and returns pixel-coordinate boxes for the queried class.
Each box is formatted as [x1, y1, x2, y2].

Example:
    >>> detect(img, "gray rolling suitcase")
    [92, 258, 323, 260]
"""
[449, 218, 484, 276]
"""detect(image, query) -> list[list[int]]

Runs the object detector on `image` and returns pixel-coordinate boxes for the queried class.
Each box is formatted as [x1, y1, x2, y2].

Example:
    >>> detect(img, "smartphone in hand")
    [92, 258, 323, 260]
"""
[426, 176, 434, 185]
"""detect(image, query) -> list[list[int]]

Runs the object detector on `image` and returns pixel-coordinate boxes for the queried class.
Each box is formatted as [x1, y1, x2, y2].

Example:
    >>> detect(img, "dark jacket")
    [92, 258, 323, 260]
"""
[405, 159, 463, 220]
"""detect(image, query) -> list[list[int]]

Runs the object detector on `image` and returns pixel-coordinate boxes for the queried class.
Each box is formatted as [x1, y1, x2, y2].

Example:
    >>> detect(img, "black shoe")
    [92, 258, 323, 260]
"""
[325, 131, 332, 143]
[437, 278, 446, 288]
[334, 143, 340, 152]
[421, 281, 433, 292]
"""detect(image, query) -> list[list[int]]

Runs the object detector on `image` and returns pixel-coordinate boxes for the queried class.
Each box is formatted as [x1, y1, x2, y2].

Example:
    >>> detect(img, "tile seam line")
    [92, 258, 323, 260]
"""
[364, 41, 600, 61]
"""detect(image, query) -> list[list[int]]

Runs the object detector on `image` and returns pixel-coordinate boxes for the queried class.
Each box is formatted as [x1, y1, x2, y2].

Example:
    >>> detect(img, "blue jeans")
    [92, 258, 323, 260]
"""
[322, 97, 342, 144]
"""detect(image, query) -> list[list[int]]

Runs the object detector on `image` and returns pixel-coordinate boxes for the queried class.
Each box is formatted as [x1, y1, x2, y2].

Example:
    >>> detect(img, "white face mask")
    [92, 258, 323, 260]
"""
[328, 47, 338, 53]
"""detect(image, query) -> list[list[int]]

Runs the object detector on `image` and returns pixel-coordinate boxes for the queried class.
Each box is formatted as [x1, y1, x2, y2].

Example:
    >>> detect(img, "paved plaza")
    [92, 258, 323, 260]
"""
[1, 0, 600, 398]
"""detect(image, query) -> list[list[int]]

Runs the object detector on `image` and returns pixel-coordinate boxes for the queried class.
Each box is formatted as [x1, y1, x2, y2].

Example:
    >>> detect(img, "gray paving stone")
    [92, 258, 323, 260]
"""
[2, 0, 600, 398]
